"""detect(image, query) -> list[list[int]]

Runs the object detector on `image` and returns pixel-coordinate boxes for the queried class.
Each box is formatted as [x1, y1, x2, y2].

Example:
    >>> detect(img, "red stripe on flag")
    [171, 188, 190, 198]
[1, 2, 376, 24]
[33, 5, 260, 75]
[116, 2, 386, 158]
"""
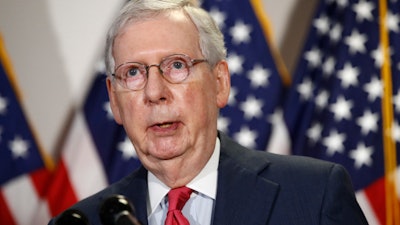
[364, 176, 386, 225]
[31, 168, 53, 197]
[46, 160, 78, 216]
[0, 191, 17, 225]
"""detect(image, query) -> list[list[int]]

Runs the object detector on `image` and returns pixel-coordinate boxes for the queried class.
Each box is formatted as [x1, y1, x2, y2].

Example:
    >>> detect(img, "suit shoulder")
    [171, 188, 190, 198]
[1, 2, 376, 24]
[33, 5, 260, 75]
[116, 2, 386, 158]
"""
[219, 131, 339, 176]
[61, 172, 135, 213]
[50, 167, 147, 224]
[266, 151, 338, 171]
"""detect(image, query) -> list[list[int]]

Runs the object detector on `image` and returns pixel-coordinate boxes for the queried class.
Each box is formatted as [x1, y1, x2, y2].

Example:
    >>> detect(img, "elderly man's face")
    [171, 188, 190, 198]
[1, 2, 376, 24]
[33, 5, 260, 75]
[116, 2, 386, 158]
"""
[107, 11, 230, 174]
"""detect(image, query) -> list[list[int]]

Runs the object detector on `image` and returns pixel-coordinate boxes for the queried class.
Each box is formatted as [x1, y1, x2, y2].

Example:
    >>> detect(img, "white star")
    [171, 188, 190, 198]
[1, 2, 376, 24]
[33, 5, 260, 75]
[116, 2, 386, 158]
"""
[345, 30, 367, 54]
[227, 87, 238, 106]
[117, 137, 137, 160]
[247, 64, 270, 88]
[336, 0, 349, 8]
[103, 101, 114, 120]
[356, 110, 379, 135]
[363, 76, 382, 102]
[393, 89, 400, 113]
[326, 0, 349, 8]
[391, 121, 400, 143]
[352, 0, 375, 22]
[315, 90, 329, 110]
[337, 63, 360, 88]
[229, 20, 252, 45]
[313, 14, 330, 35]
[209, 7, 227, 29]
[217, 116, 230, 133]
[386, 11, 400, 33]
[227, 53, 245, 75]
[371, 45, 384, 68]
[240, 96, 263, 120]
[0, 95, 8, 115]
[304, 47, 322, 68]
[349, 142, 374, 169]
[297, 78, 314, 101]
[307, 123, 323, 144]
[329, 23, 343, 43]
[9, 136, 30, 158]
[329, 96, 353, 121]
[322, 57, 335, 76]
[233, 126, 258, 149]
[322, 130, 346, 156]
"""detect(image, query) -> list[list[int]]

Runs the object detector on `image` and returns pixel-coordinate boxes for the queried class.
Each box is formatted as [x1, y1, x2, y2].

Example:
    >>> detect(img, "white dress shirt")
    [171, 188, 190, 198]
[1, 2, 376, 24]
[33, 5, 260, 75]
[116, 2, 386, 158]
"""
[147, 138, 220, 225]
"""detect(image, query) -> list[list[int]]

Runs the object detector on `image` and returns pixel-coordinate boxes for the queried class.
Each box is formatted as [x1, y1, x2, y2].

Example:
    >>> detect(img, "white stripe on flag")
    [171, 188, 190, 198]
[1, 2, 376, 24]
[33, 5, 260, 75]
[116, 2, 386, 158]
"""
[3, 175, 43, 225]
[356, 190, 380, 225]
[31, 198, 52, 225]
[63, 112, 108, 200]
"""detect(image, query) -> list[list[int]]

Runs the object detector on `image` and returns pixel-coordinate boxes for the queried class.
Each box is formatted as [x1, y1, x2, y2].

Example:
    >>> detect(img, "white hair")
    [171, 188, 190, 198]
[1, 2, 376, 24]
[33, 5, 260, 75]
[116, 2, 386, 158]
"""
[104, 0, 227, 76]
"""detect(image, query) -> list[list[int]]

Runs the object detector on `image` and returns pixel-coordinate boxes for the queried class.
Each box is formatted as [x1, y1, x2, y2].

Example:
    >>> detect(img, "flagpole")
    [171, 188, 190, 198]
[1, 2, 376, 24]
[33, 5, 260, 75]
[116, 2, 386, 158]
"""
[249, 0, 291, 87]
[378, 0, 400, 224]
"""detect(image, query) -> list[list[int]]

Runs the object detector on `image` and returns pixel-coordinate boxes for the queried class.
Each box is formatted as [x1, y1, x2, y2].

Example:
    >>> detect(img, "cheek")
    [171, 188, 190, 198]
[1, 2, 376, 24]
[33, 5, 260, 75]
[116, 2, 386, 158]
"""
[114, 94, 143, 126]
[182, 81, 218, 119]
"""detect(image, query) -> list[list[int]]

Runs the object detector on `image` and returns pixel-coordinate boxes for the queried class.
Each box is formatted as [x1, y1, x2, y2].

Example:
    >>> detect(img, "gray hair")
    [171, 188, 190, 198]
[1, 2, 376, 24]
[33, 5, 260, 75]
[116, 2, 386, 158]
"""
[104, 0, 227, 76]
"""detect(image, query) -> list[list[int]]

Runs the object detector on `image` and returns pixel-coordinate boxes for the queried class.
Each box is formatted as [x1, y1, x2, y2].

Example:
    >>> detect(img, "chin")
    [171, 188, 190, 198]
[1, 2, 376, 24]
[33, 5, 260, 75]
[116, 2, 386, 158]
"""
[146, 143, 186, 159]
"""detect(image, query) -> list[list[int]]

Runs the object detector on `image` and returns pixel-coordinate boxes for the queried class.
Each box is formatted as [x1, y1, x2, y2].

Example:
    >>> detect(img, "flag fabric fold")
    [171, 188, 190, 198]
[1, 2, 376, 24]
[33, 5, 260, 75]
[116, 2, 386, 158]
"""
[283, 0, 400, 224]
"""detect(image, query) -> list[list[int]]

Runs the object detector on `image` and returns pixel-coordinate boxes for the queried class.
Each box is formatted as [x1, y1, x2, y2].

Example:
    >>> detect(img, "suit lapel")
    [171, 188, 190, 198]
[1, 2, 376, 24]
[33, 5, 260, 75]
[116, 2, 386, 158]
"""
[213, 133, 280, 225]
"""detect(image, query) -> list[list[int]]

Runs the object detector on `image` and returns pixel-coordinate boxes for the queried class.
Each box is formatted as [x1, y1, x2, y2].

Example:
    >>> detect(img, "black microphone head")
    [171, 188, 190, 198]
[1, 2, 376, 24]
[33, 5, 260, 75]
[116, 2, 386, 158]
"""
[55, 208, 89, 225]
[99, 194, 135, 225]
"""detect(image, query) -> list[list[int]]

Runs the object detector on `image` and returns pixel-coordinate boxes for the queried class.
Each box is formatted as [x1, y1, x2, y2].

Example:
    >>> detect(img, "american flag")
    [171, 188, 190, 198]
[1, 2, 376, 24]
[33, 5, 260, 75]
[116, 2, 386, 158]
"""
[201, 0, 289, 151]
[0, 35, 53, 225]
[40, 68, 141, 219]
[283, 0, 400, 224]
[37, 0, 288, 222]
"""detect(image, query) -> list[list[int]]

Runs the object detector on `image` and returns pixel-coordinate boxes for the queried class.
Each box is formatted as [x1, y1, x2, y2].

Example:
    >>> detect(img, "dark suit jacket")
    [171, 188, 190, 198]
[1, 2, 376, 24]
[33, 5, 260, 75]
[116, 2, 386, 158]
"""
[50, 132, 367, 225]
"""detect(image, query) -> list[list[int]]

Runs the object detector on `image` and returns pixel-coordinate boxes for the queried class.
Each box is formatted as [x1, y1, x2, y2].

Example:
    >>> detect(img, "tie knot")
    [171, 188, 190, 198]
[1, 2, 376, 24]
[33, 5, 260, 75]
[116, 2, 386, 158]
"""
[167, 186, 193, 211]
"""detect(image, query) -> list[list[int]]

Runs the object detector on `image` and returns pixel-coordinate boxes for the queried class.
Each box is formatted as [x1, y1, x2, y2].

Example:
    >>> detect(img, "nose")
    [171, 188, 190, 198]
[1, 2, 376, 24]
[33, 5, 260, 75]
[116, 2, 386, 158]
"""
[143, 65, 170, 104]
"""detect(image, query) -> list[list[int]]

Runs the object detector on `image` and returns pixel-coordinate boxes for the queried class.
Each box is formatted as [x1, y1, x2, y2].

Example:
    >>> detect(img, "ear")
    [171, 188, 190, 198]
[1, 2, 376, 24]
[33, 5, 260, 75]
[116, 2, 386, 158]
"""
[214, 60, 231, 108]
[106, 77, 123, 124]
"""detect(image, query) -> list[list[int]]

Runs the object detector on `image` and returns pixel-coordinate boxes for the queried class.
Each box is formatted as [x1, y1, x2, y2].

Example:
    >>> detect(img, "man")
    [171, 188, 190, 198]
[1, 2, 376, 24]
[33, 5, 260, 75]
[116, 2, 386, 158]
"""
[49, 0, 368, 224]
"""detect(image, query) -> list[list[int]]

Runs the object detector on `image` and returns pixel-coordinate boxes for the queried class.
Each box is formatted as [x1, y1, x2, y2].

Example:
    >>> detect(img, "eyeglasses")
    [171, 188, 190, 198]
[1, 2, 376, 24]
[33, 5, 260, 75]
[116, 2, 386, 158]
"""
[112, 54, 208, 91]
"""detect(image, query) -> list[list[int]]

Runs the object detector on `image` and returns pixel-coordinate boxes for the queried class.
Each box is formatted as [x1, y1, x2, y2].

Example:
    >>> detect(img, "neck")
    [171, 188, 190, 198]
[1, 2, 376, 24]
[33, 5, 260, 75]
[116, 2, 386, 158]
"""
[149, 140, 216, 188]
[161, 151, 213, 188]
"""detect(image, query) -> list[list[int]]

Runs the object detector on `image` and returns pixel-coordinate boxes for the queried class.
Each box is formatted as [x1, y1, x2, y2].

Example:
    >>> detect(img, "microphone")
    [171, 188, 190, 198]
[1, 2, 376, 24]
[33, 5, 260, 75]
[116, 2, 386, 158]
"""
[55, 208, 89, 225]
[99, 195, 142, 225]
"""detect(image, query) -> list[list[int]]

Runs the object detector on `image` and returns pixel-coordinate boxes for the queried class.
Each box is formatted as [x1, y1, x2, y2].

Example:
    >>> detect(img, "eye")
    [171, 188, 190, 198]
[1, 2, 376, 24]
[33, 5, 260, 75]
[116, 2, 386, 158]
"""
[172, 61, 185, 70]
[168, 57, 189, 71]
[118, 63, 144, 80]
[127, 66, 140, 77]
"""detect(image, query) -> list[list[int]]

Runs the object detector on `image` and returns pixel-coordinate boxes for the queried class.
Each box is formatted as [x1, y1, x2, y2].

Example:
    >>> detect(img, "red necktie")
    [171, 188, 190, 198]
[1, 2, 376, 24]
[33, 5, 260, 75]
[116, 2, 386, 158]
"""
[164, 186, 193, 225]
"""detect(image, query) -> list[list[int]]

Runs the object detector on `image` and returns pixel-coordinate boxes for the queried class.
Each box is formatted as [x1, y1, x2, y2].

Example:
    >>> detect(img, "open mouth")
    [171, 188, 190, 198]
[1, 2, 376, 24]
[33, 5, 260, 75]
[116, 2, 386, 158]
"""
[151, 121, 180, 130]
[149, 118, 181, 133]
[157, 122, 174, 128]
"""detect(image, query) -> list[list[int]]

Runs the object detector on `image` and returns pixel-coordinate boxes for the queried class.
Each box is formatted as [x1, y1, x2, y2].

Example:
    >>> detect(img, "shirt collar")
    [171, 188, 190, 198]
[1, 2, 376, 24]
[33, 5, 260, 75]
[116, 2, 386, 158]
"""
[147, 137, 220, 215]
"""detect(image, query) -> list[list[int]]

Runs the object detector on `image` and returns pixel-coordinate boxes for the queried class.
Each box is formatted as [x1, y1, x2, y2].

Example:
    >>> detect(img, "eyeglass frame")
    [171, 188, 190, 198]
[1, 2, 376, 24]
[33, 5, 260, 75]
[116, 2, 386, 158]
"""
[111, 54, 208, 91]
